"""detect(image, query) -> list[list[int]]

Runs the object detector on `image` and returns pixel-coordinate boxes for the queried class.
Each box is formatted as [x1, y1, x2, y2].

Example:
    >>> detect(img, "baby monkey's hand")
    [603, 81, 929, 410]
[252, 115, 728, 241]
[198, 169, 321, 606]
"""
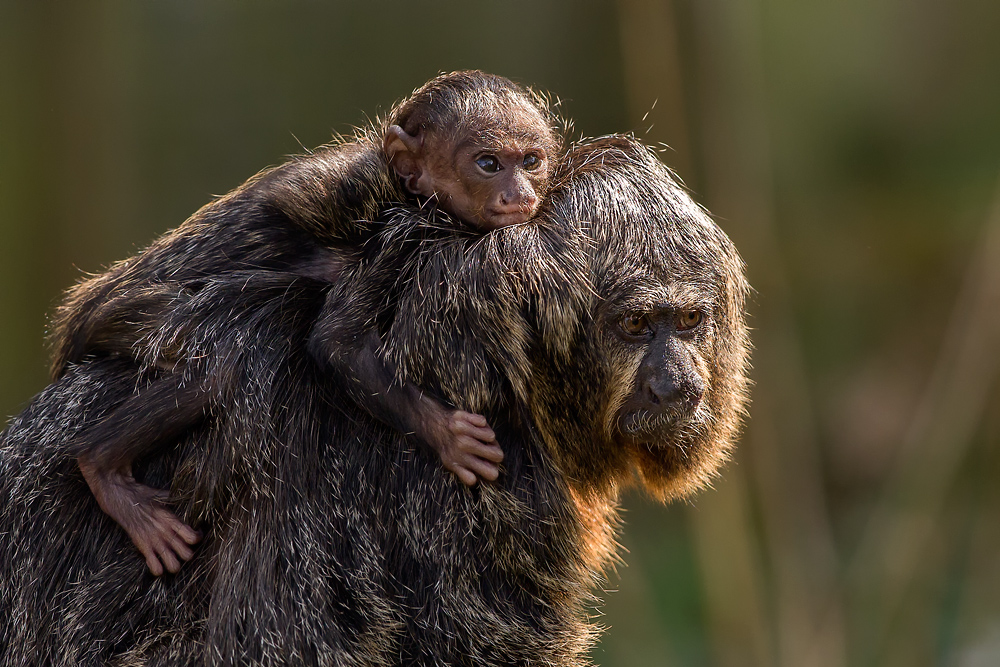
[418, 405, 504, 486]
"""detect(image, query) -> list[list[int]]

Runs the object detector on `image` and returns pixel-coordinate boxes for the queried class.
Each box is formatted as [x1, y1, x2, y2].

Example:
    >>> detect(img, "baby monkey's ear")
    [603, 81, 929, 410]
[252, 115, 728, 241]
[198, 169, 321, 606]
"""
[384, 125, 425, 195]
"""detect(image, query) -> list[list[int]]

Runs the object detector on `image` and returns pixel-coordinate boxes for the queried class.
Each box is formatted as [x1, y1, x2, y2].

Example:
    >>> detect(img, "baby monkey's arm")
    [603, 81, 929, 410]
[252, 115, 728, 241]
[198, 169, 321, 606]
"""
[308, 292, 504, 486]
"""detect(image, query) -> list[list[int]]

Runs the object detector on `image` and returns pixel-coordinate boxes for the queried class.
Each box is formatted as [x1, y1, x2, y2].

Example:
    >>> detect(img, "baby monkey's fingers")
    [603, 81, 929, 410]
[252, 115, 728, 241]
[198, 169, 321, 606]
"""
[452, 466, 479, 487]
[156, 540, 182, 575]
[461, 440, 504, 464]
[443, 450, 499, 487]
[455, 411, 489, 428]
[449, 462, 497, 487]
[451, 412, 496, 444]
[143, 550, 165, 577]
[451, 439, 502, 482]
[141, 508, 202, 576]
[462, 454, 501, 483]
[165, 523, 200, 562]
[134, 530, 173, 577]
[153, 529, 193, 575]
[160, 513, 201, 562]
[174, 522, 203, 546]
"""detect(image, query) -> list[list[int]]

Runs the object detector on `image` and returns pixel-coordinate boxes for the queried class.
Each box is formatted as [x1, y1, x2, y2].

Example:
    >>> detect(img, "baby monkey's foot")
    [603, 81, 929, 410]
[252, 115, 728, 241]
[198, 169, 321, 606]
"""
[426, 410, 504, 486]
[122, 489, 202, 577]
[79, 460, 202, 576]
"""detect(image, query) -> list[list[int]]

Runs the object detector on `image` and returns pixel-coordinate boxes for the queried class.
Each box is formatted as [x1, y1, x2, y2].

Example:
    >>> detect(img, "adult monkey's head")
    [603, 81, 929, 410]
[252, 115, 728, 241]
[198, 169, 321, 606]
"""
[532, 135, 751, 502]
[384, 70, 563, 231]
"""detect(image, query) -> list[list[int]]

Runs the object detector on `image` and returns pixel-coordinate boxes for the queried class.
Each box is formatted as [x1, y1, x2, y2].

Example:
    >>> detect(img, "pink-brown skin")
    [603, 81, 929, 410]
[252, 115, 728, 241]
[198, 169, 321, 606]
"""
[383, 123, 551, 485]
[384, 125, 549, 230]
[79, 455, 201, 576]
[411, 395, 504, 488]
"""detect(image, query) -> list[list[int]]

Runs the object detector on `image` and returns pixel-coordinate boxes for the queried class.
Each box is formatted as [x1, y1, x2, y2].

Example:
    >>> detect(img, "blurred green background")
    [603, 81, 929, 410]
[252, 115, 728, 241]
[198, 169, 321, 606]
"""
[2, 1, 1000, 665]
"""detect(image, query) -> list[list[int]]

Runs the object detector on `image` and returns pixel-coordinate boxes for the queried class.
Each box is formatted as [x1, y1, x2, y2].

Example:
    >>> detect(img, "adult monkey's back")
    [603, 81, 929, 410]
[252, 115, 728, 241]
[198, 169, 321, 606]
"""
[0, 135, 749, 665]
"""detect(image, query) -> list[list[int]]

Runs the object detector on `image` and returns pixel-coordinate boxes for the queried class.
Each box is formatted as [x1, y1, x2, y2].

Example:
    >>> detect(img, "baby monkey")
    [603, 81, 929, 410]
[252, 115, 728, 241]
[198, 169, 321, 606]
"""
[385, 120, 545, 230]
[358, 73, 557, 484]
[63, 71, 562, 575]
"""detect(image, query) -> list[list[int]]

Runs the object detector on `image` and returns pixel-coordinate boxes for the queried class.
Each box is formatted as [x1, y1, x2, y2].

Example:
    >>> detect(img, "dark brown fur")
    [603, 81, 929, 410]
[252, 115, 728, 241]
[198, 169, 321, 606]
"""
[0, 135, 748, 665]
[49, 70, 566, 574]
[50, 70, 564, 375]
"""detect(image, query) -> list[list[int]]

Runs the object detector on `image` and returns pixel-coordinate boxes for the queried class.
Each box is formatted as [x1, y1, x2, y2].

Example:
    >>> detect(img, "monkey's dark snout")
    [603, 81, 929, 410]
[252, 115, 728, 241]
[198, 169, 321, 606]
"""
[645, 372, 704, 411]
[646, 376, 678, 406]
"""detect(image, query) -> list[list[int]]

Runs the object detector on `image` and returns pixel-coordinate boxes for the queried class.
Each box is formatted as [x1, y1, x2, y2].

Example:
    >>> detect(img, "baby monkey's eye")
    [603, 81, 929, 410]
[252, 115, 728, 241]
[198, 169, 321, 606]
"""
[523, 154, 542, 171]
[476, 155, 501, 173]
[677, 309, 703, 331]
[620, 311, 651, 336]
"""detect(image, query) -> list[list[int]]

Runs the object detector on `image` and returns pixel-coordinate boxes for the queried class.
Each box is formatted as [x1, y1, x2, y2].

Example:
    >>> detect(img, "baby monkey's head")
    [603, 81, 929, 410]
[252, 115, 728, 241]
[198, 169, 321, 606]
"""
[384, 70, 563, 230]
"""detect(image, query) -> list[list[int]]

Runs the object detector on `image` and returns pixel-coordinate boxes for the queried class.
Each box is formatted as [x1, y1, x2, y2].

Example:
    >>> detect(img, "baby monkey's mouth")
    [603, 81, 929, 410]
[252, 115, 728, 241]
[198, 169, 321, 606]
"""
[482, 208, 534, 229]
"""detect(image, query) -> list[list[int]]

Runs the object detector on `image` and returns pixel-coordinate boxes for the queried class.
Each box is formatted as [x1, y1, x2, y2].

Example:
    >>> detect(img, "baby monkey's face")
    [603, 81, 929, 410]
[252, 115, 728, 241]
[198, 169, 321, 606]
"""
[385, 107, 557, 231]
[431, 135, 551, 230]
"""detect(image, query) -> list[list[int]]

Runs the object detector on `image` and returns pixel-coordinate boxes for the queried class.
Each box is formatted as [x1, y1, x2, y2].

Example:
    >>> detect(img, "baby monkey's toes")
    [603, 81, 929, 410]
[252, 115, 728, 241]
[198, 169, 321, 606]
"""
[132, 507, 202, 576]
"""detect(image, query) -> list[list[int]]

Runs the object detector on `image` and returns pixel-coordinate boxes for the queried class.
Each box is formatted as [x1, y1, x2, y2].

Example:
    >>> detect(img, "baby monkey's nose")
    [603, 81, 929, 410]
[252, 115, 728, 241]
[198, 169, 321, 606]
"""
[498, 191, 537, 213]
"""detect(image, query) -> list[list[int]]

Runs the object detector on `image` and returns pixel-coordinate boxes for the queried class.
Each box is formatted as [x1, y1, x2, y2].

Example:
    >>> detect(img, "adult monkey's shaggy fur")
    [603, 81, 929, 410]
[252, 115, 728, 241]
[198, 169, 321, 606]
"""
[0, 135, 749, 665]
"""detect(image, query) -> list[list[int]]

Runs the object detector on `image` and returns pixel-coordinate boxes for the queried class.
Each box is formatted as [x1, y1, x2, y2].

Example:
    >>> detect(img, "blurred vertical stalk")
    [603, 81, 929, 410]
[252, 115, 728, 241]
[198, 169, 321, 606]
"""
[687, 470, 772, 667]
[41, 0, 141, 272]
[686, 0, 848, 664]
[0, 2, 51, 414]
[0, 0, 140, 418]
[844, 174, 1000, 663]
[616, 0, 694, 178]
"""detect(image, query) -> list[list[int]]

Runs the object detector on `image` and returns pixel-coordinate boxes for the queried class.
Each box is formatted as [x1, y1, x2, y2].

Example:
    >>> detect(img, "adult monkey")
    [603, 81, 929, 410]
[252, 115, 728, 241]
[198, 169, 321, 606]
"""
[0, 136, 749, 665]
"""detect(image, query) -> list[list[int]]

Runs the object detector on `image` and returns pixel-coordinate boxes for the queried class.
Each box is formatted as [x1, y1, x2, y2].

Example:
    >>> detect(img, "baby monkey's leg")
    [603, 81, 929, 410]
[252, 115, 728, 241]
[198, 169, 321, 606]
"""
[74, 370, 209, 576]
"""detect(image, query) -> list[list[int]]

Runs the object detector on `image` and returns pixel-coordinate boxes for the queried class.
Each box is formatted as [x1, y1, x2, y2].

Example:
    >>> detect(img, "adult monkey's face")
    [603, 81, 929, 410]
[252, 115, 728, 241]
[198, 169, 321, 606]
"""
[532, 135, 751, 503]
[602, 291, 713, 443]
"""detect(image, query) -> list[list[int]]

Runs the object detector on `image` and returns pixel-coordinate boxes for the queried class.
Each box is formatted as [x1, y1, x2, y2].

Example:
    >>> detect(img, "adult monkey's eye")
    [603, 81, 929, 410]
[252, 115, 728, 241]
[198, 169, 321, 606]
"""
[621, 311, 650, 336]
[523, 154, 542, 171]
[476, 155, 500, 173]
[677, 309, 703, 331]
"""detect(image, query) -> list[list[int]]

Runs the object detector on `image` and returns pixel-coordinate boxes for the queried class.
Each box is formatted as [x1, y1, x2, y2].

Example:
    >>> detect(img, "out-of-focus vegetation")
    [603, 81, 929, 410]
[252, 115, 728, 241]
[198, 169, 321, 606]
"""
[2, 1, 999, 665]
